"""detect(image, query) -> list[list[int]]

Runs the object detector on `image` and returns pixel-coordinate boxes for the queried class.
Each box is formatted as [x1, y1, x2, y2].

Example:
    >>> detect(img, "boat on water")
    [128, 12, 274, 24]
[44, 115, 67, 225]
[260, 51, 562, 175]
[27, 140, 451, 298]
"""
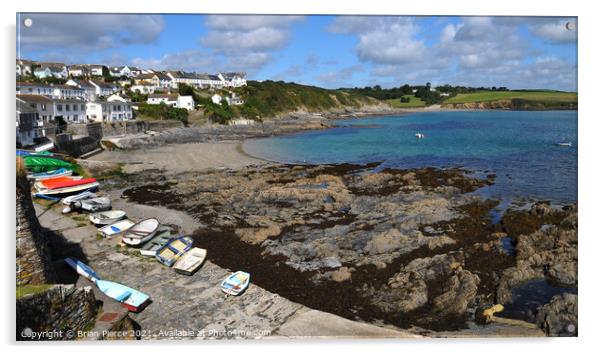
[64, 257, 151, 312]
[27, 168, 72, 181]
[89, 210, 126, 225]
[139, 226, 174, 257]
[122, 218, 161, 247]
[23, 155, 72, 173]
[95, 279, 151, 312]
[99, 219, 136, 238]
[173, 247, 207, 275]
[556, 141, 572, 147]
[64, 257, 100, 282]
[62, 191, 97, 205]
[415, 133, 425, 139]
[221, 271, 250, 296]
[155, 236, 194, 267]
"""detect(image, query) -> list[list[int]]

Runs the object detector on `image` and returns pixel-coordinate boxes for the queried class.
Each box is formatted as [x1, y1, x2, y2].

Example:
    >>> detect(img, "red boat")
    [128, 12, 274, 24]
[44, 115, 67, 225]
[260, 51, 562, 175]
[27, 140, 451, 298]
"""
[38, 177, 97, 190]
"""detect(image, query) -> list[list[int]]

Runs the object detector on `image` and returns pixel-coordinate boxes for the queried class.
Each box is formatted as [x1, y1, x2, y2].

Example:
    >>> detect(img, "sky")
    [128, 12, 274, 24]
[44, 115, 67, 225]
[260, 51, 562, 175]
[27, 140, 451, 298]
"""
[17, 14, 577, 91]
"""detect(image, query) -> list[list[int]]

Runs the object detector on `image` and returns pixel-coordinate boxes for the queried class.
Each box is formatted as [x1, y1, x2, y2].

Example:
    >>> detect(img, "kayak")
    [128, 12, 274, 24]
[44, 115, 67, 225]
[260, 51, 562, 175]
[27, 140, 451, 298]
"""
[221, 271, 250, 296]
[27, 168, 72, 181]
[173, 247, 207, 275]
[23, 155, 72, 173]
[155, 236, 193, 267]
[122, 218, 160, 247]
[89, 210, 126, 225]
[99, 219, 135, 238]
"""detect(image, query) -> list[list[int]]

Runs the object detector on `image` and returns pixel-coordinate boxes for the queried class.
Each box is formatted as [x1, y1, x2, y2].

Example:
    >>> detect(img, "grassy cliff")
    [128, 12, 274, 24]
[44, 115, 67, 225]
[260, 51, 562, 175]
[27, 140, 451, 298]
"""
[441, 90, 577, 110]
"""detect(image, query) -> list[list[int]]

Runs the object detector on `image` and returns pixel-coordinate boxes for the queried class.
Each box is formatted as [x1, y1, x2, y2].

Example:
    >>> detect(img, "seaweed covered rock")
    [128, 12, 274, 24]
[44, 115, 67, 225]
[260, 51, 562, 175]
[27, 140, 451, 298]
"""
[536, 293, 577, 336]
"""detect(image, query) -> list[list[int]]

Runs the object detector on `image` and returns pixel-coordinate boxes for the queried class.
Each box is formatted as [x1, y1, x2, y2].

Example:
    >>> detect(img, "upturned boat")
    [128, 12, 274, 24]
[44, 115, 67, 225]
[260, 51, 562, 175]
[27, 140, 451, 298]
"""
[35, 176, 92, 191]
[36, 181, 100, 197]
[89, 210, 126, 225]
[23, 155, 72, 173]
[122, 218, 160, 247]
[173, 247, 207, 275]
[27, 168, 72, 181]
[155, 236, 193, 267]
[220, 271, 250, 296]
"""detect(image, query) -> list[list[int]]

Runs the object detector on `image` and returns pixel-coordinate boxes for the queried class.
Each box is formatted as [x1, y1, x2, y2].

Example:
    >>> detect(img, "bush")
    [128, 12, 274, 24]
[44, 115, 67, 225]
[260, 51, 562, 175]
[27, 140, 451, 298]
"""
[137, 103, 188, 123]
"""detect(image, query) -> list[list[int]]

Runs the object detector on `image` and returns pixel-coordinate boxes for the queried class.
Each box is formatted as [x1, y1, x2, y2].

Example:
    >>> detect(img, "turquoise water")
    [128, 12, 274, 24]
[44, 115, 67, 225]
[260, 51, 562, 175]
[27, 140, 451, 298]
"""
[243, 111, 577, 205]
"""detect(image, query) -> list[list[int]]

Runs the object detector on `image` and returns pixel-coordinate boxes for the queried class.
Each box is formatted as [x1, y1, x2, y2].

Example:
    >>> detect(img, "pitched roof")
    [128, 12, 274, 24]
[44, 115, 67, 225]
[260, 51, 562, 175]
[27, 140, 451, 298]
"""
[149, 93, 178, 100]
[17, 94, 53, 103]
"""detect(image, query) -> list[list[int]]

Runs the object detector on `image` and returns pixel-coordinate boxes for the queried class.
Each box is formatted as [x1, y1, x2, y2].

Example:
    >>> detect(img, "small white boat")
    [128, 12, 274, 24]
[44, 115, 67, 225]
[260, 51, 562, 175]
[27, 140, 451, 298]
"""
[415, 133, 425, 139]
[221, 271, 250, 296]
[99, 219, 135, 238]
[89, 210, 127, 225]
[556, 141, 572, 147]
[173, 247, 207, 275]
[122, 218, 160, 247]
[70, 197, 111, 213]
[155, 236, 193, 266]
[62, 190, 97, 205]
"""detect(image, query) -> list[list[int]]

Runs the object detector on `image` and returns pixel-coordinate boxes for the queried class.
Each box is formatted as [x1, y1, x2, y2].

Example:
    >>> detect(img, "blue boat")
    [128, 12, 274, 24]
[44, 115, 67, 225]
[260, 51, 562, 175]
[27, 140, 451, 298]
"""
[155, 236, 193, 267]
[221, 271, 251, 296]
[64, 257, 151, 312]
[27, 167, 73, 181]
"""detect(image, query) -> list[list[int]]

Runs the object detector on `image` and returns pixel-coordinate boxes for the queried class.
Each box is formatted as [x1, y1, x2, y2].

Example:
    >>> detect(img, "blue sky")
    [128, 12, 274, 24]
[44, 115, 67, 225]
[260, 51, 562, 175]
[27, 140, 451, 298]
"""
[17, 14, 577, 91]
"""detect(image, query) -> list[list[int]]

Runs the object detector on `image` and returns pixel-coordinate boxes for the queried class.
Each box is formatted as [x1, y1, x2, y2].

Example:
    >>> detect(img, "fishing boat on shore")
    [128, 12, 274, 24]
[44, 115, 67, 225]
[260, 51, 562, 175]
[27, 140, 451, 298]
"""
[27, 167, 72, 181]
[173, 247, 207, 275]
[139, 226, 174, 257]
[155, 236, 193, 266]
[62, 191, 97, 205]
[122, 218, 160, 246]
[99, 219, 135, 238]
[89, 210, 126, 225]
[221, 271, 250, 296]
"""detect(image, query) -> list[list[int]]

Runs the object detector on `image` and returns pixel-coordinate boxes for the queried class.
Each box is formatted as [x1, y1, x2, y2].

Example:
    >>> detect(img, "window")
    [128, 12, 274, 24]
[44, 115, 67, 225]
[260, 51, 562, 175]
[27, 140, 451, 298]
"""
[41, 103, 46, 110]
[57, 104, 62, 111]
[81, 104, 85, 111]
[65, 104, 70, 111]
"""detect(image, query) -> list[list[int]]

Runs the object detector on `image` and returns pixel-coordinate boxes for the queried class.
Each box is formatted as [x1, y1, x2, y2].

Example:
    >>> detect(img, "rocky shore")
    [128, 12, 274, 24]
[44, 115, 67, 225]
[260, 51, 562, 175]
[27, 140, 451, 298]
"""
[112, 158, 576, 336]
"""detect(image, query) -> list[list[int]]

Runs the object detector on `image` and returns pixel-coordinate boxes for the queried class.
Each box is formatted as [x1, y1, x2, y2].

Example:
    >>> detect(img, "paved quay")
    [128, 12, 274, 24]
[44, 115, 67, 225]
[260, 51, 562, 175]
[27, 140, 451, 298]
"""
[35, 196, 420, 340]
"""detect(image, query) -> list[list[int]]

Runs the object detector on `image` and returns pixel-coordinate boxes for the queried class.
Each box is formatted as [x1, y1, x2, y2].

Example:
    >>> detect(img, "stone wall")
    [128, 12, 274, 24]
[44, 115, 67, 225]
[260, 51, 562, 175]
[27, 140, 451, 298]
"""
[17, 284, 98, 341]
[16, 171, 56, 286]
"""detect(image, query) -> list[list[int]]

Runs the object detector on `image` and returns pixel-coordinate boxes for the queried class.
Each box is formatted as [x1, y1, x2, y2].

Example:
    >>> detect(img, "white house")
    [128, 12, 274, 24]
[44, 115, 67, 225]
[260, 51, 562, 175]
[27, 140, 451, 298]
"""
[17, 82, 85, 100]
[65, 79, 97, 100]
[211, 94, 223, 104]
[16, 98, 42, 147]
[89, 65, 105, 76]
[167, 71, 203, 88]
[33, 63, 68, 79]
[109, 65, 141, 78]
[147, 93, 194, 110]
[68, 65, 88, 77]
[219, 72, 247, 87]
[86, 98, 133, 122]
[53, 99, 88, 123]
[89, 80, 119, 97]
[131, 82, 158, 94]
[16, 59, 34, 77]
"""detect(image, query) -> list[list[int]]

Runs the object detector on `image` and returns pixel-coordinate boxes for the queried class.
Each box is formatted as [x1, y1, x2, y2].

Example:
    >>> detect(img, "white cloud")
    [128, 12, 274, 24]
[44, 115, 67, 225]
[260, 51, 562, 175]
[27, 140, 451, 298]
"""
[529, 18, 577, 43]
[204, 15, 303, 31]
[19, 14, 165, 51]
[202, 27, 289, 53]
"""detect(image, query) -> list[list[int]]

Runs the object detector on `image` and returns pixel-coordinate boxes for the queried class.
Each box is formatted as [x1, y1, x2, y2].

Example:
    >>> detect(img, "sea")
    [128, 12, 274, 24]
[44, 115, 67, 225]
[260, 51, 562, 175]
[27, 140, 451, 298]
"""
[243, 110, 578, 211]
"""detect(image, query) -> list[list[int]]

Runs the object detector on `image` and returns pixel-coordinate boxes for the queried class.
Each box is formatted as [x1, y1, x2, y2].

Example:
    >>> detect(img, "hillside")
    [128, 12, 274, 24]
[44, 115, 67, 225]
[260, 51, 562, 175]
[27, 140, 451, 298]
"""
[211, 81, 380, 121]
[441, 90, 577, 110]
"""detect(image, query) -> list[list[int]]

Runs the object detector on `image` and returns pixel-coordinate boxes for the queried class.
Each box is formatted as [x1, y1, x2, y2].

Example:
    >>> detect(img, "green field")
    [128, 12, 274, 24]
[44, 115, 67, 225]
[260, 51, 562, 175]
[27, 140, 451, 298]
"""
[442, 90, 577, 104]
[386, 95, 426, 108]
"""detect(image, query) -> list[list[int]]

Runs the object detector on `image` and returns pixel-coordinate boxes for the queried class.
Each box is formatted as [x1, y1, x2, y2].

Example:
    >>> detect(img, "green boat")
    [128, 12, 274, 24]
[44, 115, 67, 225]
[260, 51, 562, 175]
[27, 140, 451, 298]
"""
[23, 156, 73, 173]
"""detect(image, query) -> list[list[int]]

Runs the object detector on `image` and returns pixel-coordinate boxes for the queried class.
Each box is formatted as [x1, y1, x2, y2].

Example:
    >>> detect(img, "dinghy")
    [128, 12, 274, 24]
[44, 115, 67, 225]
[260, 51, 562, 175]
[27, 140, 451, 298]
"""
[69, 197, 111, 213]
[99, 219, 135, 238]
[62, 191, 97, 205]
[63, 258, 151, 312]
[122, 218, 160, 247]
[35, 176, 92, 191]
[556, 141, 572, 147]
[415, 133, 425, 139]
[36, 181, 100, 197]
[221, 271, 250, 296]
[64, 257, 100, 282]
[95, 279, 151, 312]
[23, 155, 72, 173]
[155, 236, 194, 267]
[89, 210, 126, 225]
[27, 168, 72, 181]
[173, 247, 207, 275]
[139, 226, 174, 257]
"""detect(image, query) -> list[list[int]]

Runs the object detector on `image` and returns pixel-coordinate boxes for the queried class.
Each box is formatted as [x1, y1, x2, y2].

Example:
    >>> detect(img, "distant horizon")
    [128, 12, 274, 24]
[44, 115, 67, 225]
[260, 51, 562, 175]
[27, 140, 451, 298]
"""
[17, 14, 577, 91]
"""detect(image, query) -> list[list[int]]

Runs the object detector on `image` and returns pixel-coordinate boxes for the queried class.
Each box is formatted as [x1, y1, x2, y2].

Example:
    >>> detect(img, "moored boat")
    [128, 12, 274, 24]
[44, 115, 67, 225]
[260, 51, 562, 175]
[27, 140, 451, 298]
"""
[220, 271, 250, 296]
[122, 218, 160, 247]
[556, 141, 572, 147]
[139, 226, 174, 257]
[99, 219, 135, 238]
[155, 236, 193, 267]
[173, 247, 207, 275]
[89, 210, 126, 225]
